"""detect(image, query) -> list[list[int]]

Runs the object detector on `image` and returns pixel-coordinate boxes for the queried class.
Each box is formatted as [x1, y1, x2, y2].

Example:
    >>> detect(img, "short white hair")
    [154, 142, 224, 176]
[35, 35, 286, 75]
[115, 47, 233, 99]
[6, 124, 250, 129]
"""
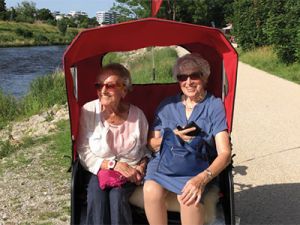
[172, 53, 211, 81]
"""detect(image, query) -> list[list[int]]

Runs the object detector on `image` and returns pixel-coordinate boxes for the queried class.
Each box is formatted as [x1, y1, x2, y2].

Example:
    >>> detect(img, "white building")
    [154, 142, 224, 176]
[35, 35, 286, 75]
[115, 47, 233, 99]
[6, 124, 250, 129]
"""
[68, 11, 88, 17]
[96, 11, 117, 25]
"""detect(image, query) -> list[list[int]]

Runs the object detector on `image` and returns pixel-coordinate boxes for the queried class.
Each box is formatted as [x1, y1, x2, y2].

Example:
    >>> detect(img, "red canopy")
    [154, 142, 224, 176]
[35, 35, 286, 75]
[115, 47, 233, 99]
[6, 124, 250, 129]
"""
[63, 18, 238, 159]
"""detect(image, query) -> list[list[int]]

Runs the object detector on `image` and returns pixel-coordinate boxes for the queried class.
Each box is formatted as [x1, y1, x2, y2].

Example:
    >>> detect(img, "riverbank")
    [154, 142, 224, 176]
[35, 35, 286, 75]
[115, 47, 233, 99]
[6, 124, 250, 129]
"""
[0, 21, 79, 47]
[0, 104, 71, 224]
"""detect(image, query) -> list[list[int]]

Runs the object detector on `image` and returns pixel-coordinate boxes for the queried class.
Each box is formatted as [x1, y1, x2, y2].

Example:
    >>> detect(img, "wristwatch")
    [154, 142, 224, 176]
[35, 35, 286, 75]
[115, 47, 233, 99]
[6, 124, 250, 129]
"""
[108, 159, 117, 170]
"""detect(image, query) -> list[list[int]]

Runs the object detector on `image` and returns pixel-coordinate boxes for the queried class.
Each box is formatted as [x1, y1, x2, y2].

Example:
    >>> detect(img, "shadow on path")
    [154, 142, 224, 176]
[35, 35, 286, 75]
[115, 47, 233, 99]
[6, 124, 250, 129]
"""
[234, 183, 300, 225]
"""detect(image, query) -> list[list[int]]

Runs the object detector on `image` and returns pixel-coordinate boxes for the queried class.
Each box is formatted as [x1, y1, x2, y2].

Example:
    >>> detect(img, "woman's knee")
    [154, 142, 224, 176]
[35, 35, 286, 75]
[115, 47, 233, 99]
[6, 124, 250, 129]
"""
[143, 180, 167, 202]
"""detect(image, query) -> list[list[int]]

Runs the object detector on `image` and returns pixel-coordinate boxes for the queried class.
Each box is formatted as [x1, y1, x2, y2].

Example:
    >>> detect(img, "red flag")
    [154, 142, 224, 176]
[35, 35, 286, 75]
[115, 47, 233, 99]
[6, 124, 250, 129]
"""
[151, 0, 163, 17]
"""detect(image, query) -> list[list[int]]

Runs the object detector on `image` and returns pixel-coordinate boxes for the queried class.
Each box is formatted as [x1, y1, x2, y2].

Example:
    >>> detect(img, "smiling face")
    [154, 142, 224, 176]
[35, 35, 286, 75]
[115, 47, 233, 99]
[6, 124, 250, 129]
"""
[95, 72, 127, 108]
[177, 65, 207, 100]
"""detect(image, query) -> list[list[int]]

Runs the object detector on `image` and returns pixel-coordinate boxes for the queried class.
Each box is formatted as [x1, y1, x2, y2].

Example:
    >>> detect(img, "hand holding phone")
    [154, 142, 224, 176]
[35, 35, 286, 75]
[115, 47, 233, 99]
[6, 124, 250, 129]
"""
[177, 121, 202, 136]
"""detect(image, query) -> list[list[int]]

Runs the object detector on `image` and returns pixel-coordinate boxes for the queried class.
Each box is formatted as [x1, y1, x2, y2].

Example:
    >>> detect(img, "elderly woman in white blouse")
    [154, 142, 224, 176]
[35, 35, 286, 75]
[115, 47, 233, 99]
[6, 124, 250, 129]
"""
[77, 63, 149, 225]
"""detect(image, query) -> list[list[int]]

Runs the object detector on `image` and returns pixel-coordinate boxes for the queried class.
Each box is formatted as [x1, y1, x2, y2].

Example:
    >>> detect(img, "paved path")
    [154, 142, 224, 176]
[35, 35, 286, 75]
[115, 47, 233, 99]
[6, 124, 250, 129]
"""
[231, 62, 300, 225]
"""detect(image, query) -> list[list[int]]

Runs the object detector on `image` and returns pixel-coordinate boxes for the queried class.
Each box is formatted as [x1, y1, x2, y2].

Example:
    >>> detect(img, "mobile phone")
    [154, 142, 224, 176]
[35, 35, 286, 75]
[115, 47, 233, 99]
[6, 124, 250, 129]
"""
[177, 121, 202, 136]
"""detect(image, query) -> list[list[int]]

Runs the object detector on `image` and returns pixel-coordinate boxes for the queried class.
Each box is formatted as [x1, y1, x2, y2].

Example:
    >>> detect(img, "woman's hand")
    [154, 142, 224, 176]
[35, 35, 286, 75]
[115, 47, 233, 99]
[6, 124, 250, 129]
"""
[114, 161, 141, 184]
[173, 127, 196, 142]
[178, 172, 207, 206]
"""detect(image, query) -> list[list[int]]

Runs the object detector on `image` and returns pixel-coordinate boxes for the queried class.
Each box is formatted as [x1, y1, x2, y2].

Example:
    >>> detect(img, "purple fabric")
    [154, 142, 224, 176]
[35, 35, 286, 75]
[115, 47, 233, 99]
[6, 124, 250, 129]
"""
[98, 169, 127, 190]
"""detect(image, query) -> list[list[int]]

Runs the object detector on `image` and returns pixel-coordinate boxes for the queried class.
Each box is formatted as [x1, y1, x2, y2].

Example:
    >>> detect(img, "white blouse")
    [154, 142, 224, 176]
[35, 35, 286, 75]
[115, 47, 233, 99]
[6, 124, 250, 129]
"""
[77, 99, 149, 175]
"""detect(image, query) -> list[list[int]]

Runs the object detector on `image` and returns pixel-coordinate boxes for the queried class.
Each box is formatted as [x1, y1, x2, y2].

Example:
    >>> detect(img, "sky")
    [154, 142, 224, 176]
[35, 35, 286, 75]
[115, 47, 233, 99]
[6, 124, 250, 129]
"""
[5, 0, 116, 17]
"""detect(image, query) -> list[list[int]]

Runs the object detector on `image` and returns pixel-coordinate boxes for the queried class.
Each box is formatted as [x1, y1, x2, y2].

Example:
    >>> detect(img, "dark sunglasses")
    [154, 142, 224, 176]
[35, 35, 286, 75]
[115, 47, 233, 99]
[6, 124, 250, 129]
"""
[94, 82, 124, 91]
[176, 71, 203, 82]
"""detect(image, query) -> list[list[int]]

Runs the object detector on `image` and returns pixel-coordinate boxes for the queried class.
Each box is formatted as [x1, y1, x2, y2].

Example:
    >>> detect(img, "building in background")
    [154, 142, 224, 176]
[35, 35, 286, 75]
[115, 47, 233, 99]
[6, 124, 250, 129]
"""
[96, 11, 117, 25]
[68, 11, 88, 18]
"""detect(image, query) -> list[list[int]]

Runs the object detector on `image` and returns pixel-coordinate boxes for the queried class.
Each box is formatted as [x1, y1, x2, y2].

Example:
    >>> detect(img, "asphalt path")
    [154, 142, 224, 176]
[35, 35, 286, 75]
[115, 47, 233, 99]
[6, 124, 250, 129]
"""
[231, 62, 300, 225]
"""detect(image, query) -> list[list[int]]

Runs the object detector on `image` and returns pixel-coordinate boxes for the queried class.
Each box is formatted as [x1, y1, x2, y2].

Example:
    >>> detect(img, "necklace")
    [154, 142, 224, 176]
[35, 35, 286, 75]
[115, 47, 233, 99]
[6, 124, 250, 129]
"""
[183, 91, 207, 110]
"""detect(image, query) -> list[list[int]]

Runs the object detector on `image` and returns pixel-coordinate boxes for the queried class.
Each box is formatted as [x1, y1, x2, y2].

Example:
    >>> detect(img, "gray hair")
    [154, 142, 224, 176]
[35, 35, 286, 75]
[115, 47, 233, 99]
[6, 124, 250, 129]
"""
[98, 63, 132, 91]
[172, 53, 211, 81]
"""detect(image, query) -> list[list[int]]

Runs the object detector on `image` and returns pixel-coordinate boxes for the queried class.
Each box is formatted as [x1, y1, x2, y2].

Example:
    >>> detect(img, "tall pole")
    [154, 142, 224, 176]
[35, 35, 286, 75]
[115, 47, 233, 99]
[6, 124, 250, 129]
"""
[152, 46, 156, 81]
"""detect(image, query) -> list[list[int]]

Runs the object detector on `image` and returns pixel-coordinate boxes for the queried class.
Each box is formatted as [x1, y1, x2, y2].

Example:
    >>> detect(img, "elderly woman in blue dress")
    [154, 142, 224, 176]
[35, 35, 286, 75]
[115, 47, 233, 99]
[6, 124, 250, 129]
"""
[143, 53, 232, 225]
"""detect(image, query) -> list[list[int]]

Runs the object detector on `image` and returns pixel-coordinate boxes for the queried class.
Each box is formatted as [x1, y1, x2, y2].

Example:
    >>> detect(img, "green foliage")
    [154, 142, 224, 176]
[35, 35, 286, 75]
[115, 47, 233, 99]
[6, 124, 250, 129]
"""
[57, 19, 67, 35]
[102, 52, 123, 65]
[0, 0, 6, 12]
[5, 7, 17, 21]
[0, 21, 80, 46]
[49, 120, 71, 168]
[112, 0, 150, 21]
[103, 47, 177, 84]
[15, 1, 36, 23]
[0, 0, 6, 20]
[233, 0, 300, 64]
[0, 140, 18, 159]
[129, 47, 177, 84]
[173, 0, 234, 27]
[239, 46, 300, 84]
[20, 71, 66, 116]
[233, 0, 269, 50]
[15, 27, 33, 37]
[112, 0, 234, 27]
[0, 71, 66, 127]
[36, 8, 54, 21]
[0, 90, 19, 129]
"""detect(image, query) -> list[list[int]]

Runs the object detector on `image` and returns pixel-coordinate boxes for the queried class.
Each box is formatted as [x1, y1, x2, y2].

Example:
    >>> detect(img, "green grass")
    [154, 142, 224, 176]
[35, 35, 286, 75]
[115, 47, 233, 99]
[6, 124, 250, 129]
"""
[103, 47, 178, 84]
[239, 46, 300, 84]
[0, 70, 66, 129]
[0, 21, 80, 47]
[0, 120, 70, 174]
[47, 120, 71, 168]
[0, 140, 19, 159]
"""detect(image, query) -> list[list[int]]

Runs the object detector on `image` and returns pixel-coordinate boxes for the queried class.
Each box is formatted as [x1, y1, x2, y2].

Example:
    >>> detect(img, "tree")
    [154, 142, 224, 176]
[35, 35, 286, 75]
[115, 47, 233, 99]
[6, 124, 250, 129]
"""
[15, 1, 37, 23]
[111, 0, 150, 22]
[233, 0, 300, 64]
[36, 8, 54, 21]
[88, 17, 99, 27]
[111, 0, 234, 27]
[7, 7, 17, 21]
[0, 0, 6, 20]
[57, 18, 68, 35]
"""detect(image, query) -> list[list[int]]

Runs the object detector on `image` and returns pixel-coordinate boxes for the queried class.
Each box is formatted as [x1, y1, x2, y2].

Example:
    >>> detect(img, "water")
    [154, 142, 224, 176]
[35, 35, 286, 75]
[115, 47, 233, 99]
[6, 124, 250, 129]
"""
[0, 45, 66, 98]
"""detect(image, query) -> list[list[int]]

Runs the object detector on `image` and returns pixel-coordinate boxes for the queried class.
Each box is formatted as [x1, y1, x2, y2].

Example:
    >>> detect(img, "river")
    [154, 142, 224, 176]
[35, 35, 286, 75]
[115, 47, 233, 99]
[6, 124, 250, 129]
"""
[0, 45, 66, 98]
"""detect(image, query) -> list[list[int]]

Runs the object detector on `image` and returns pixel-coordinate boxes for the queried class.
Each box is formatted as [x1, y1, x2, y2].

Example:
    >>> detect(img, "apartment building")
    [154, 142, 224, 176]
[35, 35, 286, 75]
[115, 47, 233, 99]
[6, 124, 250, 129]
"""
[96, 11, 117, 25]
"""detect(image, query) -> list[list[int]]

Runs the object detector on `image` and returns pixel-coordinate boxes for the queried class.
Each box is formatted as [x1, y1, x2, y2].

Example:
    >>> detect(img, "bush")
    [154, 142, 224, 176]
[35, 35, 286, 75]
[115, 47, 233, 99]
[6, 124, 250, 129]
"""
[34, 33, 49, 44]
[0, 90, 19, 129]
[233, 0, 300, 63]
[15, 27, 33, 38]
[0, 33, 14, 42]
[20, 70, 66, 116]
[57, 19, 67, 36]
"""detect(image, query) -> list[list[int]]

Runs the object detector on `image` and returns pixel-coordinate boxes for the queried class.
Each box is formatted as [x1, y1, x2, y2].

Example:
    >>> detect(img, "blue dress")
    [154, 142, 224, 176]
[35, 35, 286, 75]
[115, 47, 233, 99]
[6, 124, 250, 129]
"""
[144, 93, 227, 195]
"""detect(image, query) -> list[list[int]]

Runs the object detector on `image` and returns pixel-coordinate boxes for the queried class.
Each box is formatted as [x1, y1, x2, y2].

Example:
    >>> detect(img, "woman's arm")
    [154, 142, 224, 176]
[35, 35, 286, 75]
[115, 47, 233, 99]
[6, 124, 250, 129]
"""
[179, 130, 231, 206]
[147, 130, 162, 152]
[204, 130, 231, 182]
[77, 106, 105, 175]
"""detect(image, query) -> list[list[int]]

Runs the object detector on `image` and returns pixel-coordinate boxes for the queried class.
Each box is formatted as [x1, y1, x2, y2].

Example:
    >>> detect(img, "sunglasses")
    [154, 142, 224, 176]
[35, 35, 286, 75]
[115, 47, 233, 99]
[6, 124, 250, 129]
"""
[176, 71, 203, 82]
[94, 82, 124, 91]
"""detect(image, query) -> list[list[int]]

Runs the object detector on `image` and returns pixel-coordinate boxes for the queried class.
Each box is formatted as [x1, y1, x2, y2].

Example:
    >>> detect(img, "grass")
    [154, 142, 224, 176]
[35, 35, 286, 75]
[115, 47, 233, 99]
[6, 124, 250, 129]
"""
[103, 47, 178, 84]
[238, 46, 300, 84]
[0, 21, 80, 47]
[0, 119, 70, 174]
[0, 70, 66, 129]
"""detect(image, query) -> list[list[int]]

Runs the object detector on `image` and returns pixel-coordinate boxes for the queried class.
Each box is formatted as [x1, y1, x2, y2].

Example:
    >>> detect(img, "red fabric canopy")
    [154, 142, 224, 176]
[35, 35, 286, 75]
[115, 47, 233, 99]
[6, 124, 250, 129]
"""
[63, 18, 238, 159]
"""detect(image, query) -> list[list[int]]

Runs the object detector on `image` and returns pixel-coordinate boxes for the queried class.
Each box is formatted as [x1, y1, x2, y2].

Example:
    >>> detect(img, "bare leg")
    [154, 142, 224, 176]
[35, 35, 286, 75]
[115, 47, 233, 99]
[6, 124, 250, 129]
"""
[143, 180, 169, 225]
[178, 195, 205, 225]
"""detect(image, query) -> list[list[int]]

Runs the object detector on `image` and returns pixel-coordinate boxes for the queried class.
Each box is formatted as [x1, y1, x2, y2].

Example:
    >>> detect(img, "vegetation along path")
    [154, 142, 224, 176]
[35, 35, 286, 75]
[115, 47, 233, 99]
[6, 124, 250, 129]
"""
[0, 105, 71, 224]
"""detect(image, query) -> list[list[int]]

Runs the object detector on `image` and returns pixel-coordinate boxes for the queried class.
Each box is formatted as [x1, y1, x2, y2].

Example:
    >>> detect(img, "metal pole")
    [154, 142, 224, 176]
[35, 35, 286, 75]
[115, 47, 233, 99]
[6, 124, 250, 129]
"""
[152, 46, 156, 81]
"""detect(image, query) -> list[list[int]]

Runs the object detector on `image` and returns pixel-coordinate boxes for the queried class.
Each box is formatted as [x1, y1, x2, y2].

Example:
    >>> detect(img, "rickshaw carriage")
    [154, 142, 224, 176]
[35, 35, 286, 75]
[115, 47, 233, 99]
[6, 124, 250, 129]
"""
[63, 18, 238, 225]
